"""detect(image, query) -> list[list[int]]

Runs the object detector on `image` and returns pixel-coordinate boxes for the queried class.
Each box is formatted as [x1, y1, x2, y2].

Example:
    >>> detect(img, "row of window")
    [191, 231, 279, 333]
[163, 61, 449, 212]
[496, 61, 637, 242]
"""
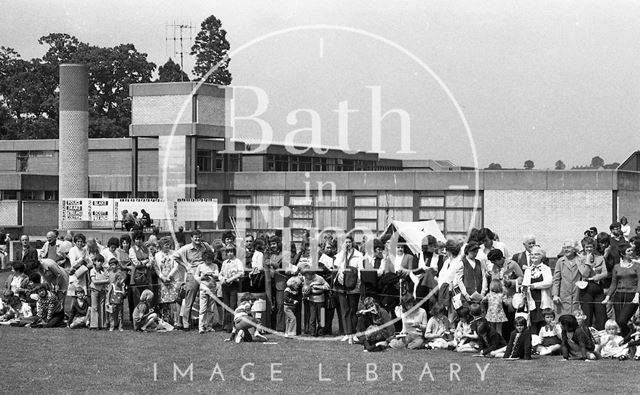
[196, 151, 242, 172]
[266, 155, 397, 172]
[227, 190, 483, 244]
[0, 190, 58, 200]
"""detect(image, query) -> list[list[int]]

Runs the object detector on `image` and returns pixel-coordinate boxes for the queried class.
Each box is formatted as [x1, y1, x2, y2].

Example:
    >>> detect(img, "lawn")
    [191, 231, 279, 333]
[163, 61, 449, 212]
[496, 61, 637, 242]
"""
[1, 325, 639, 394]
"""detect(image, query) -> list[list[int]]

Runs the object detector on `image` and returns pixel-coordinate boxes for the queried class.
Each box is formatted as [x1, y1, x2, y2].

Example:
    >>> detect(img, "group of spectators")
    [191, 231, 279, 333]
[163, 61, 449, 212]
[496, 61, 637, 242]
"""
[2, 219, 640, 360]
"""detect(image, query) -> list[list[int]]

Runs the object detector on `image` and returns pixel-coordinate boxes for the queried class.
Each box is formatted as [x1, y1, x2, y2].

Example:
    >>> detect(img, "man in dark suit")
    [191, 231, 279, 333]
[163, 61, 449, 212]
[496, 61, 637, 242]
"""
[15, 234, 39, 275]
[512, 235, 547, 270]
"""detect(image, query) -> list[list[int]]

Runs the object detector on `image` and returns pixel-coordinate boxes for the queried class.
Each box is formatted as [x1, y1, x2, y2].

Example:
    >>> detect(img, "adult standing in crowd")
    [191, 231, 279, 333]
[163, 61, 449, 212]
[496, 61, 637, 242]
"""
[620, 217, 631, 240]
[68, 233, 90, 294]
[15, 234, 39, 276]
[577, 236, 608, 330]
[454, 242, 486, 304]
[512, 235, 543, 270]
[602, 243, 640, 337]
[154, 236, 181, 327]
[39, 230, 66, 266]
[521, 246, 553, 333]
[438, 239, 462, 320]
[552, 240, 582, 316]
[334, 235, 363, 343]
[172, 229, 213, 331]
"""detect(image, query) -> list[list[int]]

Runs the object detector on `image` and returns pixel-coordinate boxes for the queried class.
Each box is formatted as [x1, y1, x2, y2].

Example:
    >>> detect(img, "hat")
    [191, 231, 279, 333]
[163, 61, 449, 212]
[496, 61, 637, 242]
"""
[464, 242, 481, 255]
[486, 249, 504, 262]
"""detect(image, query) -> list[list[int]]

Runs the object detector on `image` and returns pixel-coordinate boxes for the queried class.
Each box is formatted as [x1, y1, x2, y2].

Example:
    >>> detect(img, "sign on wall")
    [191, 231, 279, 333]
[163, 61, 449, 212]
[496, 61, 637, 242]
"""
[176, 199, 218, 222]
[61, 198, 218, 224]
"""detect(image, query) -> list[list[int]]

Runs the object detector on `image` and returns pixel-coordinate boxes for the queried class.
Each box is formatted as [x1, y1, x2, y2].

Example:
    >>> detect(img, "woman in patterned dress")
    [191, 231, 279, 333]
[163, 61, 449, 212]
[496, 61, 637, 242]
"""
[154, 236, 180, 326]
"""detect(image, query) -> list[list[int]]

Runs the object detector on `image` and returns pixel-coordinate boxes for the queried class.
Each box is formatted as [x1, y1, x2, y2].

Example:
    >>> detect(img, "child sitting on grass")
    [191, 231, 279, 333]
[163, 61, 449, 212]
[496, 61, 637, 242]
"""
[559, 314, 599, 361]
[503, 316, 532, 360]
[33, 283, 65, 328]
[537, 308, 562, 356]
[597, 319, 629, 360]
[0, 291, 32, 326]
[133, 289, 161, 332]
[620, 315, 640, 360]
[454, 307, 479, 352]
[68, 288, 89, 329]
[424, 302, 454, 350]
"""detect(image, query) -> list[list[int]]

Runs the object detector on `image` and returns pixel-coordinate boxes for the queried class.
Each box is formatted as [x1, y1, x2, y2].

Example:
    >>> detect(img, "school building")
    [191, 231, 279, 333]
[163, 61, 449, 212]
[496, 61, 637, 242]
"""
[1, 80, 639, 253]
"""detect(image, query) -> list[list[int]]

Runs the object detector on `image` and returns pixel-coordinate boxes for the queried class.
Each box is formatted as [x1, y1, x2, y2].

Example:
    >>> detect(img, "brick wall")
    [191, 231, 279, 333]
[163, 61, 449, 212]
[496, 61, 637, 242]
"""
[0, 201, 19, 225]
[132, 95, 193, 125]
[484, 190, 612, 257]
[618, 190, 640, 230]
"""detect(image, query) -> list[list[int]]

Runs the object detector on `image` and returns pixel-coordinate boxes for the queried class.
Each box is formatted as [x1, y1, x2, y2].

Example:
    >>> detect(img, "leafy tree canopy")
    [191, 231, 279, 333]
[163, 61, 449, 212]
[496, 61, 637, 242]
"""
[0, 34, 156, 139]
[157, 58, 189, 82]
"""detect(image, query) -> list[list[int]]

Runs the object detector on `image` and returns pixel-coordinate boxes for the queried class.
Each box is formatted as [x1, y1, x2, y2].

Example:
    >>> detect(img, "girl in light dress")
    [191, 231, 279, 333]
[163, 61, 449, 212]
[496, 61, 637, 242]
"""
[484, 279, 508, 335]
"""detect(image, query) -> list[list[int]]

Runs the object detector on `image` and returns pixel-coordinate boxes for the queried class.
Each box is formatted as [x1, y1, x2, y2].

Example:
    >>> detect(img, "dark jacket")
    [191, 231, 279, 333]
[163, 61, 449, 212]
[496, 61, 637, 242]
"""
[504, 329, 532, 360]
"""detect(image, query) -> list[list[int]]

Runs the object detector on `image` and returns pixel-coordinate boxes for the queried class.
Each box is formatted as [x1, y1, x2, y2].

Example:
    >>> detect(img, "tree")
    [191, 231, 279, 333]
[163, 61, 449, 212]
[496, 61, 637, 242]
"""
[157, 58, 189, 82]
[486, 163, 502, 170]
[524, 160, 535, 170]
[190, 15, 232, 85]
[0, 34, 156, 139]
[590, 156, 605, 169]
[555, 160, 566, 170]
[603, 162, 620, 169]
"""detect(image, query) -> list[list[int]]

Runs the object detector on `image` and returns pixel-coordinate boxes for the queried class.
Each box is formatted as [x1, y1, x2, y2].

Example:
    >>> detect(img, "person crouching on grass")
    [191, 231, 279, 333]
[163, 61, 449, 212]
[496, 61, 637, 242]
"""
[133, 289, 160, 332]
[228, 294, 267, 343]
[300, 264, 330, 337]
[475, 320, 507, 357]
[559, 314, 600, 361]
[619, 315, 640, 360]
[68, 288, 89, 329]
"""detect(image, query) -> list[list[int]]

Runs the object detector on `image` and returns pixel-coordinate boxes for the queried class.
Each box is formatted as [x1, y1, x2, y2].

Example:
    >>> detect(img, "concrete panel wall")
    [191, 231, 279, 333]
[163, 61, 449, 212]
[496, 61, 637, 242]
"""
[618, 190, 640, 228]
[26, 153, 58, 174]
[484, 190, 612, 257]
[0, 201, 19, 225]
[0, 152, 16, 171]
[242, 156, 264, 172]
[89, 150, 157, 176]
[22, 201, 57, 235]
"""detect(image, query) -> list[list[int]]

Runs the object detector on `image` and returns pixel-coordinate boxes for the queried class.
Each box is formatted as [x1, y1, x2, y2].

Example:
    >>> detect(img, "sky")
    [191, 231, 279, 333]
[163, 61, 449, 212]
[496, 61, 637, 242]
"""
[1, 0, 639, 169]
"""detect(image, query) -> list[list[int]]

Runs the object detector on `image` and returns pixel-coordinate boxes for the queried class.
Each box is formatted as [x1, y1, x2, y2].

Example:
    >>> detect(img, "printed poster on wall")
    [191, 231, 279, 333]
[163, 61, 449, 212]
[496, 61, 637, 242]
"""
[176, 199, 218, 222]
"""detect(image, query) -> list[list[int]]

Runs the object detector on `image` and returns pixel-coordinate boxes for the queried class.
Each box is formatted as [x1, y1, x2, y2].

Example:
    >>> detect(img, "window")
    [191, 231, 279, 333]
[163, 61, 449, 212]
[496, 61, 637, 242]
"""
[45, 191, 58, 201]
[228, 154, 242, 172]
[197, 150, 214, 172]
[0, 190, 18, 200]
[215, 156, 224, 171]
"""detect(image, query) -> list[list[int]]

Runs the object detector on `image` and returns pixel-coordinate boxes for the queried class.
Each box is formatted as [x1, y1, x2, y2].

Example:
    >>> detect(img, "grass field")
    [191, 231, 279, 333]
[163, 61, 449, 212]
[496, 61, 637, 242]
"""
[2, 325, 639, 395]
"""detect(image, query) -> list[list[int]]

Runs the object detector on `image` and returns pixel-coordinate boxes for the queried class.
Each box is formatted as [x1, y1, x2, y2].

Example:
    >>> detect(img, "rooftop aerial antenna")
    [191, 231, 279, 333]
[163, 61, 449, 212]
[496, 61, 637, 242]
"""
[165, 21, 196, 81]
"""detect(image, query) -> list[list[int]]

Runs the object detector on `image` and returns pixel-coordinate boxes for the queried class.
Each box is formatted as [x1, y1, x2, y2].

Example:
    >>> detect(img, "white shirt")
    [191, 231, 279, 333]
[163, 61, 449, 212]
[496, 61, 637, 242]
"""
[438, 256, 460, 287]
[251, 250, 264, 270]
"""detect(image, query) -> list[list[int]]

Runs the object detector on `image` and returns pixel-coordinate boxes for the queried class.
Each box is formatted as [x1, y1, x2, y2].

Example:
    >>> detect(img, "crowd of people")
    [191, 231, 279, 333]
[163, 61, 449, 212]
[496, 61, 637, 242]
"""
[2, 219, 640, 361]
